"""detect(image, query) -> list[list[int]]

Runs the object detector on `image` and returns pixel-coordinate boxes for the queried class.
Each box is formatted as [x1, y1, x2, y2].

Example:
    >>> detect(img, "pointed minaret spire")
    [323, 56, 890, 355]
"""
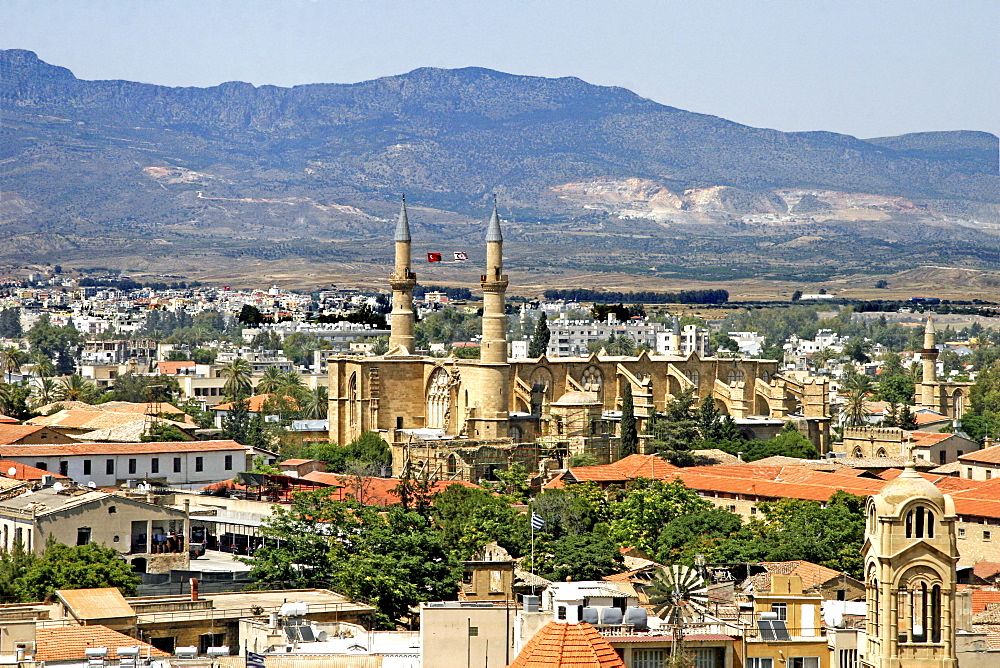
[920, 314, 939, 407]
[387, 196, 416, 355]
[480, 198, 508, 365]
[486, 196, 503, 243]
[395, 195, 411, 242]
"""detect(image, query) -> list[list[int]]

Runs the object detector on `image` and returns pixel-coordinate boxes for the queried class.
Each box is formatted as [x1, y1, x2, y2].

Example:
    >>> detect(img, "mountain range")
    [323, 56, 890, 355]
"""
[2, 48, 999, 292]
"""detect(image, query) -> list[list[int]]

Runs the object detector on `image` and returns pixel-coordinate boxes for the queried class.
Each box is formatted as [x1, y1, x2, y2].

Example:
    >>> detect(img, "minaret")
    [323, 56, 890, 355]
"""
[480, 201, 509, 364]
[387, 198, 416, 354]
[920, 315, 938, 408]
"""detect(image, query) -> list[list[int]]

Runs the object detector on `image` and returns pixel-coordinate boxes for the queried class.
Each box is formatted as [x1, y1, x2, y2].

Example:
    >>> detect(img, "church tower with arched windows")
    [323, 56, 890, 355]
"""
[863, 462, 959, 668]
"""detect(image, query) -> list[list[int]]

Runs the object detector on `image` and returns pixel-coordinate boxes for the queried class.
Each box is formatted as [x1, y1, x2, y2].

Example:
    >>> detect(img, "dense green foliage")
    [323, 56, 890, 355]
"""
[0, 540, 139, 603]
[528, 313, 550, 358]
[248, 490, 460, 628]
[620, 385, 638, 456]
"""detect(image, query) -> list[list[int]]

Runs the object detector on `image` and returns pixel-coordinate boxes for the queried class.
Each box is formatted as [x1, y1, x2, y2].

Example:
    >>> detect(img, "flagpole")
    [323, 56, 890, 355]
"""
[531, 516, 535, 596]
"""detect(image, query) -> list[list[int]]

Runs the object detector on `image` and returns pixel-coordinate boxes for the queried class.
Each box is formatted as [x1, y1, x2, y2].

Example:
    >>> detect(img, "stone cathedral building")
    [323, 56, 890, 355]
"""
[327, 202, 831, 480]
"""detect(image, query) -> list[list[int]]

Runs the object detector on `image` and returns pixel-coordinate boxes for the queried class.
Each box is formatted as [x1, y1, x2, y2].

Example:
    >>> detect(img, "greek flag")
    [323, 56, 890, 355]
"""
[247, 651, 266, 668]
[530, 511, 545, 531]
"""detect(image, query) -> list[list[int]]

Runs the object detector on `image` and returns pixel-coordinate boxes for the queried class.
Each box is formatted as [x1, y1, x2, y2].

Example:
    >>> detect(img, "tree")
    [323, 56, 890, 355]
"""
[56, 374, 99, 403]
[531, 486, 604, 540]
[142, 422, 191, 442]
[308, 431, 391, 474]
[791, 290, 803, 302]
[0, 347, 23, 383]
[965, 360, 1000, 443]
[739, 423, 819, 461]
[842, 389, 871, 427]
[620, 385, 639, 456]
[0, 541, 35, 603]
[0, 308, 22, 339]
[32, 377, 58, 408]
[19, 540, 140, 601]
[654, 507, 743, 565]
[256, 367, 284, 395]
[713, 491, 866, 578]
[535, 532, 623, 582]
[710, 332, 740, 355]
[484, 462, 530, 501]
[0, 383, 35, 421]
[843, 339, 874, 364]
[696, 395, 740, 445]
[26, 315, 82, 376]
[301, 386, 329, 420]
[237, 305, 265, 327]
[647, 389, 699, 466]
[608, 479, 711, 555]
[248, 491, 460, 628]
[28, 350, 53, 379]
[432, 485, 529, 559]
[109, 373, 180, 403]
[221, 358, 253, 400]
[370, 336, 389, 356]
[528, 313, 550, 358]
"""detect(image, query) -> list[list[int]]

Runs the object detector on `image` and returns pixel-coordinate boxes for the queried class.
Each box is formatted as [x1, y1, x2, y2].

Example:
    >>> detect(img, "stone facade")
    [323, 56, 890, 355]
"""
[329, 203, 832, 478]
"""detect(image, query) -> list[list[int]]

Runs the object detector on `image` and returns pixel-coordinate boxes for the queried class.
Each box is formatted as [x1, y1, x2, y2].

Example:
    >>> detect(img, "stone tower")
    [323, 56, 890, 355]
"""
[387, 198, 416, 354]
[480, 202, 508, 364]
[863, 462, 959, 668]
[920, 316, 938, 407]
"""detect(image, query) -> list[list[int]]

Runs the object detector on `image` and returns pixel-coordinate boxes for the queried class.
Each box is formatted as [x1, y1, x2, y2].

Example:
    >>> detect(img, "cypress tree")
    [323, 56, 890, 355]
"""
[620, 384, 638, 457]
[528, 313, 550, 358]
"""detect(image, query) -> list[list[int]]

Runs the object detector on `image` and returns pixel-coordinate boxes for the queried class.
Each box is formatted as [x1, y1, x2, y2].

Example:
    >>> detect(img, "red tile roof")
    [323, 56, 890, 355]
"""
[35, 626, 168, 662]
[973, 563, 1000, 580]
[0, 460, 69, 480]
[157, 361, 196, 374]
[215, 394, 297, 412]
[0, 439, 250, 457]
[960, 445, 1000, 465]
[0, 424, 49, 444]
[510, 621, 625, 668]
[973, 590, 1000, 614]
[303, 471, 480, 507]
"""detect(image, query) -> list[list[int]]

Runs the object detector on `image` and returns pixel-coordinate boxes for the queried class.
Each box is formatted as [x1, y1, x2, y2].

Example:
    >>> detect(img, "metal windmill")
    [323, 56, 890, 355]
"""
[649, 565, 710, 667]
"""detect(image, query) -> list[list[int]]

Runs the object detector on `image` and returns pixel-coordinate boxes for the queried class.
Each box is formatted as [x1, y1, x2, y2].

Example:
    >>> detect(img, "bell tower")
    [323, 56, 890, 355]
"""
[863, 462, 958, 668]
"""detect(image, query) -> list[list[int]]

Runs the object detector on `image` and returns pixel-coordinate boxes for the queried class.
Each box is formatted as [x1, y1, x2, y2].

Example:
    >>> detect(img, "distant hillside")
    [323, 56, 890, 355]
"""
[2, 48, 1000, 284]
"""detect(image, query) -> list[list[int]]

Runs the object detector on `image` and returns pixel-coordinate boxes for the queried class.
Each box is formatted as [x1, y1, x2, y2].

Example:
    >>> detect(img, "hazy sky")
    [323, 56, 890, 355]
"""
[3, 0, 998, 139]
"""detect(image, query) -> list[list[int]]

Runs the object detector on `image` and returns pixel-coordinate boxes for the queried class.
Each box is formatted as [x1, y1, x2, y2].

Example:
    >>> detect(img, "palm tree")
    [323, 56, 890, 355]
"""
[278, 370, 305, 398]
[0, 346, 24, 383]
[301, 385, 329, 419]
[221, 358, 253, 400]
[256, 366, 284, 395]
[842, 389, 871, 427]
[29, 350, 53, 379]
[33, 377, 58, 407]
[57, 374, 98, 403]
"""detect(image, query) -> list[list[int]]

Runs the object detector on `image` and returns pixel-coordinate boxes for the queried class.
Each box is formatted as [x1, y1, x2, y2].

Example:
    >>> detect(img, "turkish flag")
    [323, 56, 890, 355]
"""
[427, 253, 442, 262]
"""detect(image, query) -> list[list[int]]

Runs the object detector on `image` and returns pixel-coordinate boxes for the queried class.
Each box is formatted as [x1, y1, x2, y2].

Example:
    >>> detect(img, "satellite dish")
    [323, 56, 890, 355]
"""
[87, 481, 97, 489]
[52, 482, 64, 492]
[7, 467, 16, 477]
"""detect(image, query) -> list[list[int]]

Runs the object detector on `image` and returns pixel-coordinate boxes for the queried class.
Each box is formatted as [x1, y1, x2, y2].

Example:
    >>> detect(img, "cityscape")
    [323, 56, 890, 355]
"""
[2, 2, 999, 668]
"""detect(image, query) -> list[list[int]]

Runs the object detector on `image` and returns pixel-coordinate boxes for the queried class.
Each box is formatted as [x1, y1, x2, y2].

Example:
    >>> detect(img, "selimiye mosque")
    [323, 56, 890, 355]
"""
[326, 201, 833, 479]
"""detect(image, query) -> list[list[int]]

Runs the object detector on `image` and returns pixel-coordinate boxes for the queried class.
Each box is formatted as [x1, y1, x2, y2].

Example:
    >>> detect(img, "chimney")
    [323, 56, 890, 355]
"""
[190, 577, 199, 601]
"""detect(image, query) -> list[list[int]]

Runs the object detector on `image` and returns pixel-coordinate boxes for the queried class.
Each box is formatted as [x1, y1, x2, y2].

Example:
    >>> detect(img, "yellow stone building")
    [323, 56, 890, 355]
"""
[327, 202, 831, 479]
[863, 462, 959, 667]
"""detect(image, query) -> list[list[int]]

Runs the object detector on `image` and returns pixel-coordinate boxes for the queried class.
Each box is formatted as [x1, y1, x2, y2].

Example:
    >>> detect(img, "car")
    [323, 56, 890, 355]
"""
[189, 542, 206, 558]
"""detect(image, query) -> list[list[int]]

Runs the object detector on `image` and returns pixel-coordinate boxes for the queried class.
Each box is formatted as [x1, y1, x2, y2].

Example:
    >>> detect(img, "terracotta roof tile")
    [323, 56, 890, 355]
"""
[57, 587, 135, 620]
[157, 361, 197, 374]
[0, 460, 69, 480]
[302, 472, 479, 506]
[972, 590, 1000, 614]
[35, 625, 168, 662]
[510, 621, 625, 668]
[973, 563, 1000, 580]
[215, 394, 297, 412]
[0, 439, 250, 457]
[0, 424, 48, 444]
[960, 445, 1000, 465]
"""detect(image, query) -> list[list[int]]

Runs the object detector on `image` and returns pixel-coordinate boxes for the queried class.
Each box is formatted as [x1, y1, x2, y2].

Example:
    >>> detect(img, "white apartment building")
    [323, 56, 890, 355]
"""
[656, 324, 710, 357]
[726, 331, 765, 357]
[546, 316, 665, 357]
[0, 440, 276, 490]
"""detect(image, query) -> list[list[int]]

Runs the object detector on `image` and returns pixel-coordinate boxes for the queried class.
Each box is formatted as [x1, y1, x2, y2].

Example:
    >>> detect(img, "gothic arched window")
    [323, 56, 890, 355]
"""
[426, 367, 451, 429]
